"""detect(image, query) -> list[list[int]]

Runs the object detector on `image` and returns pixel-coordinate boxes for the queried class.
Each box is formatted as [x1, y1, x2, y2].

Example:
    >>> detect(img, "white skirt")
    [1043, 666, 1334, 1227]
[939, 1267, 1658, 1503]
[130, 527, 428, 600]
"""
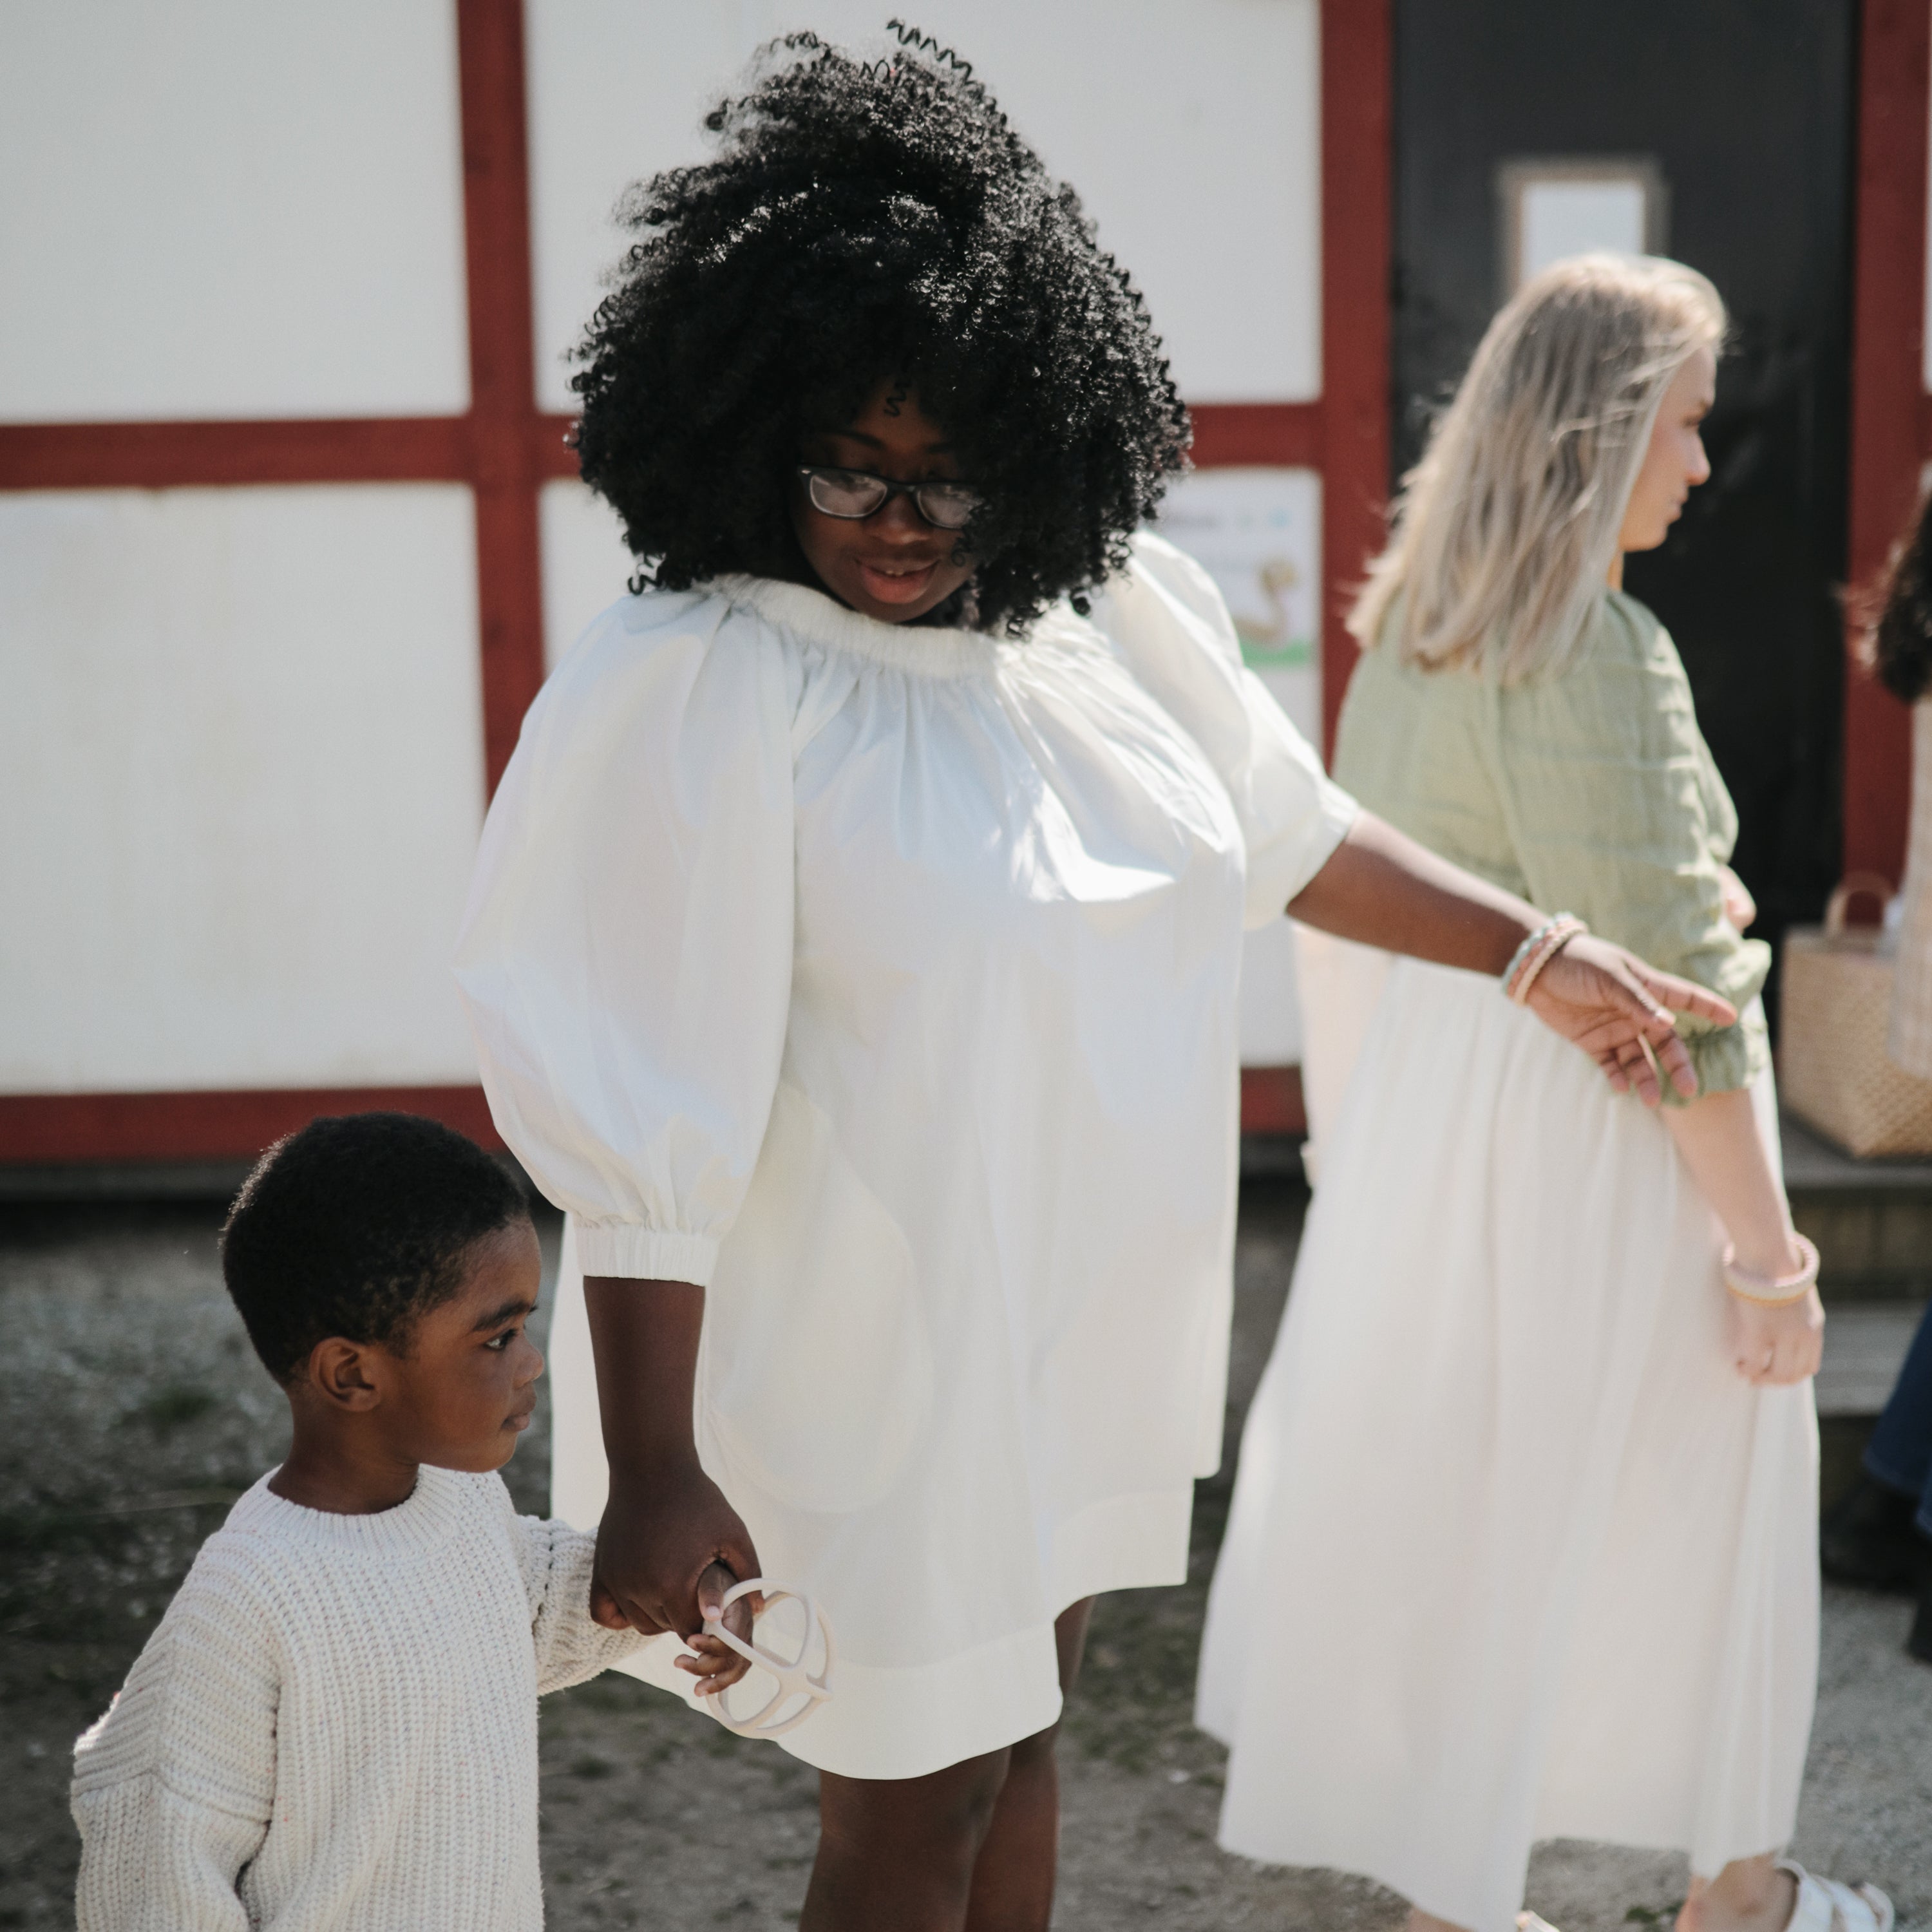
[1196, 958, 1819, 1932]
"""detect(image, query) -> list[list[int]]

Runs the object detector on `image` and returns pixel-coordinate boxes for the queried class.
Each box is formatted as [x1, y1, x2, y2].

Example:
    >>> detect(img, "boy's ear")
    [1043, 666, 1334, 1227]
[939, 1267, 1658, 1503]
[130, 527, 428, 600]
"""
[304, 1337, 386, 1413]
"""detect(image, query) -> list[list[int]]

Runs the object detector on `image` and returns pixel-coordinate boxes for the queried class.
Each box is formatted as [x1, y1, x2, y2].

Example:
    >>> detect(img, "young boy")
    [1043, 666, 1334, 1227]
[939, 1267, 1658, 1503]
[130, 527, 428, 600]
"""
[70, 1112, 744, 1929]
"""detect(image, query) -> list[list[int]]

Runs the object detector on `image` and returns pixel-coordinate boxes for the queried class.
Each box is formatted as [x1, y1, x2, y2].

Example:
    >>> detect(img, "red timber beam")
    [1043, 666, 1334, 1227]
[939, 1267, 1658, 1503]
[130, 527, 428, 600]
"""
[0, 0, 569, 804]
[455, 0, 553, 795]
[0, 1, 566, 1168]
[0, 414, 578, 493]
[0, 1088, 502, 1166]
[1844, 0, 1931, 886]
[1182, 1, 1392, 1140]
[1189, 402, 1323, 469]
[1316, 0, 1392, 762]
[0, 0, 1368, 1162]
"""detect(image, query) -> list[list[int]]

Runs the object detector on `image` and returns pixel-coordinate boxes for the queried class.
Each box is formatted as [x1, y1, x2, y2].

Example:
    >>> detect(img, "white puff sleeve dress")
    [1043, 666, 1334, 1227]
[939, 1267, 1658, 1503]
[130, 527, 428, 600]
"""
[453, 531, 1356, 1779]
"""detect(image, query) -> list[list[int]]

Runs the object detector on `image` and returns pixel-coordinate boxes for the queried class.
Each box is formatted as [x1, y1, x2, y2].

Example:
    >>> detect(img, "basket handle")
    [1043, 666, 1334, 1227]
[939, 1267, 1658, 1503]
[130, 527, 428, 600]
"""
[1824, 871, 1897, 936]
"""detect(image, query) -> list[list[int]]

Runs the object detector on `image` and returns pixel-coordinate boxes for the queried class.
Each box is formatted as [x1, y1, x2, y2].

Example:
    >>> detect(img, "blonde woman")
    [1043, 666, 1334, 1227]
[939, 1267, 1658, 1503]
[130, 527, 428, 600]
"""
[1197, 258, 1889, 1932]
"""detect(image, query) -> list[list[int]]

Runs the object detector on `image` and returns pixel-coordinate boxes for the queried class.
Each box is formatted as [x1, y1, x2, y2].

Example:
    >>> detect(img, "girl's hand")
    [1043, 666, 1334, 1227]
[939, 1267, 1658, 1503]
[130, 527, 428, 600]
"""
[1718, 864, 1757, 932]
[592, 1461, 763, 1695]
[1728, 1283, 1825, 1386]
[1525, 936, 1738, 1106]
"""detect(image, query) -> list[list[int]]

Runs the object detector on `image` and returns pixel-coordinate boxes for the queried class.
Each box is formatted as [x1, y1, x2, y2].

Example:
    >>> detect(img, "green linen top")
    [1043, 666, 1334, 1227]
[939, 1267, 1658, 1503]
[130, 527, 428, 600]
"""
[1332, 589, 1770, 1101]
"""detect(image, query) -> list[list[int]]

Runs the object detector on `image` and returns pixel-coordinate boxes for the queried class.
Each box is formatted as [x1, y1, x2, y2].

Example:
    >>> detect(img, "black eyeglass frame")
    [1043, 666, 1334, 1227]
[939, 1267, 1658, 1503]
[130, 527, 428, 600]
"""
[795, 465, 983, 531]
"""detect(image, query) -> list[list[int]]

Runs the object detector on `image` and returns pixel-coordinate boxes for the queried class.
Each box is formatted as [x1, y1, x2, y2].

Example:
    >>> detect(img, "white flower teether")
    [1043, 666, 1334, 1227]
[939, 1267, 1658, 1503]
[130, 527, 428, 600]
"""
[699, 1577, 835, 1739]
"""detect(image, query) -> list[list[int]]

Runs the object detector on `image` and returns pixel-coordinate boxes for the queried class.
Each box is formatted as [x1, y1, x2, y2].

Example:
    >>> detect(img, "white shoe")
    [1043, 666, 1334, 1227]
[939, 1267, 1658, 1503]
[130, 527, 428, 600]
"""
[1777, 1861, 1894, 1932]
[1517, 1916, 1563, 1931]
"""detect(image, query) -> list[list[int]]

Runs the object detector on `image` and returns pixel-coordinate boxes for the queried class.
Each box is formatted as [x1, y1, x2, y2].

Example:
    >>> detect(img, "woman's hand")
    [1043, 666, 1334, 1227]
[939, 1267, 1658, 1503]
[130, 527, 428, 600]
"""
[1526, 936, 1738, 1106]
[594, 1461, 762, 1696]
[1661, 1091, 1821, 1382]
[1728, 1283, 1825, 1386]
[1287, 817, 1736, 1105]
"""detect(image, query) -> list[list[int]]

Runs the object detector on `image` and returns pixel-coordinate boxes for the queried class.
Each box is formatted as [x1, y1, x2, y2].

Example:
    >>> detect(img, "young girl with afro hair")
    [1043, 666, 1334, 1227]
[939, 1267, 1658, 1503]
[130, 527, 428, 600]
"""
[456, 28, 1734, 1928]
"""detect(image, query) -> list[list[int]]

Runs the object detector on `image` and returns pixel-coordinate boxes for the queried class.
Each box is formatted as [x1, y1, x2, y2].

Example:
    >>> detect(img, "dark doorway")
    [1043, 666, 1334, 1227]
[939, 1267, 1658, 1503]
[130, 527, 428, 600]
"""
[1392, 0, 1857, 983]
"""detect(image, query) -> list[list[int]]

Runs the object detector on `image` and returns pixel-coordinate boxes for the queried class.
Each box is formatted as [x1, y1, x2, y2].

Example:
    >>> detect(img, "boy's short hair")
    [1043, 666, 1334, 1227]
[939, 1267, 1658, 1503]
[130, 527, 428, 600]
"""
[222, 1113, 529, 1383]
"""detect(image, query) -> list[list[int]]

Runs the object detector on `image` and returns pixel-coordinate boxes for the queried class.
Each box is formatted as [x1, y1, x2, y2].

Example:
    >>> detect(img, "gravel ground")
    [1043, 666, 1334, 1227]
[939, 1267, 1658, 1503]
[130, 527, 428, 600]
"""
[1, 1184, 1926, 1930]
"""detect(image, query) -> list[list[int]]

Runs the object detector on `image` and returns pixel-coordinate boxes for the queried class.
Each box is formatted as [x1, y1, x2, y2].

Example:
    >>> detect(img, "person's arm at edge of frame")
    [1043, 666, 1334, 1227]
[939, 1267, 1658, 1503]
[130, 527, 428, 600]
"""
[582, 1277, 763, 1694]
[1285, 810, 1738, 1107]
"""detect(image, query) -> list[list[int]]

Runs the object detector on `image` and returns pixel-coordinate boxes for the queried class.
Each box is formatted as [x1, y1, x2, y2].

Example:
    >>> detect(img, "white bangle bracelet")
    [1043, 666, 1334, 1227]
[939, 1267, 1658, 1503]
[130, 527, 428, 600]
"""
[1502, 914, 1587, 1005]
[1721, 1233, 1820, 1306]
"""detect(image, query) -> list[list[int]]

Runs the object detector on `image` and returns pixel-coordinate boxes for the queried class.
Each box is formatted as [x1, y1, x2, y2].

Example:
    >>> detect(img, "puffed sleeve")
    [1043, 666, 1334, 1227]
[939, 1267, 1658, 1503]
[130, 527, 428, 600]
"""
[453, 591, 797, 1284]
[1490, 596, 1770, 1101]
[1088, 531, 1358, 926]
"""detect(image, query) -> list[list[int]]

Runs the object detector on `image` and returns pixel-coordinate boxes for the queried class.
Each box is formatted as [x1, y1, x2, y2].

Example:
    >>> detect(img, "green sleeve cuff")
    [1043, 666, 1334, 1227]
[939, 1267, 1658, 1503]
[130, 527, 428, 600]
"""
[1663, 998, 1768, 1106]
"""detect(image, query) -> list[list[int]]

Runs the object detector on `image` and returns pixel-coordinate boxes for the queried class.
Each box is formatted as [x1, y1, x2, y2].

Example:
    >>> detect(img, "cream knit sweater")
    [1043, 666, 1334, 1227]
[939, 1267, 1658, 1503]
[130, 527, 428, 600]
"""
[71, 1465, 643, 1929]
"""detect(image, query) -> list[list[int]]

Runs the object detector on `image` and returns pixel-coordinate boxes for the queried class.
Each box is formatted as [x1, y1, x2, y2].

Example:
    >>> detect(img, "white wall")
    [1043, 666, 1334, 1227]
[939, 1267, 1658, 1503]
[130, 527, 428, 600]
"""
[4, 1, 1328, 1104]
[540, 480, 636, 670]
[526, 0, 1321, 412]
[0, 1, 469, 421]
[0, 487, 484, 1091]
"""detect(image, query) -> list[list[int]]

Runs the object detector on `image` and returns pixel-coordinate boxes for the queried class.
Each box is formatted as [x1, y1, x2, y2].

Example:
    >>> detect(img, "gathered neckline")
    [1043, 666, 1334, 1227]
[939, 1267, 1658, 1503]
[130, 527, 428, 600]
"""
[712, 573, 1009, 681]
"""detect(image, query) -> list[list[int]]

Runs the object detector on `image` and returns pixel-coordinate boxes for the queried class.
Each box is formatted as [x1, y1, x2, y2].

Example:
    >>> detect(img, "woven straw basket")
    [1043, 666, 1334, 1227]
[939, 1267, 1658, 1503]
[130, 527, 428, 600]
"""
[1779, 874, 1932, 1158]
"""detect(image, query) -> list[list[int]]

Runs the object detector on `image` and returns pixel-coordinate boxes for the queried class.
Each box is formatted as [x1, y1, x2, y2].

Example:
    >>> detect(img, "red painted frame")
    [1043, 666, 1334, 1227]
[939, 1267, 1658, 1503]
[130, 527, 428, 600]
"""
[1207, 0, 1393, 1135]
[1, 1088, 504, 1164]
[0, 0, 1391, 1161]
[1315, 0, 1393, 762]
[1844, 0, 1931, 889]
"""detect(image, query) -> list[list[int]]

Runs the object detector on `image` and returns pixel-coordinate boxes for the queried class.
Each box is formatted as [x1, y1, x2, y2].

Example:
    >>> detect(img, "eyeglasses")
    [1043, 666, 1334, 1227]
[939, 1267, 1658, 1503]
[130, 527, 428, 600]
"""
[796, 466, 982, 531]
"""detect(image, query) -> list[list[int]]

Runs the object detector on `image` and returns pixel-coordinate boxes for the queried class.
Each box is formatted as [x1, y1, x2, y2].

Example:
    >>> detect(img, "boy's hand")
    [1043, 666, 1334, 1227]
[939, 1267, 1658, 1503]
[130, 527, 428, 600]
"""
[587, 1549, 753, 1691]
[674, 1560, 759, 1698]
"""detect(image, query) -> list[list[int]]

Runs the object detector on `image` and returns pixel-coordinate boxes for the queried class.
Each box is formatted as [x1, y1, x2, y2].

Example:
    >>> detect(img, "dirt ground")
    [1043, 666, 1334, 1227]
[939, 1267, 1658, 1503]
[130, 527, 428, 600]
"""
[2, 1184, 1927, 1930]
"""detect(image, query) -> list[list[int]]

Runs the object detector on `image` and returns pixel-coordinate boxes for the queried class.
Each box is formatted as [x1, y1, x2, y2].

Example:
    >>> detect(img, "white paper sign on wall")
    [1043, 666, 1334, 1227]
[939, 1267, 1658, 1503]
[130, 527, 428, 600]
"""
[1495, 156, 1668, 296]
[1155, 465, 1322, 746]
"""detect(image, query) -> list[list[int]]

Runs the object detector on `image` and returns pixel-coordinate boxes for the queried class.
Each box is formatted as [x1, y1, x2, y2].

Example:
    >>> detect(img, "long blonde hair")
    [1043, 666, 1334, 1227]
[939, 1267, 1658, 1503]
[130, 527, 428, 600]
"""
[1350, 253, 1725, 683]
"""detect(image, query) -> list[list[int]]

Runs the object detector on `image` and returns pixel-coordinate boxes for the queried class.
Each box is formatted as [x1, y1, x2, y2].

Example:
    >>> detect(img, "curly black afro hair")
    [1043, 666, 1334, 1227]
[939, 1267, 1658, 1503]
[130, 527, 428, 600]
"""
[571, 23, 1191, 635]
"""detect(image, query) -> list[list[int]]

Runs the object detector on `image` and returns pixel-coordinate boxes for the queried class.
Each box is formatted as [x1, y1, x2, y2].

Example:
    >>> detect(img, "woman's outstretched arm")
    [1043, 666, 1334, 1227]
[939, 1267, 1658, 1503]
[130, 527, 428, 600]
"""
[1287, 812, 1738, 1106]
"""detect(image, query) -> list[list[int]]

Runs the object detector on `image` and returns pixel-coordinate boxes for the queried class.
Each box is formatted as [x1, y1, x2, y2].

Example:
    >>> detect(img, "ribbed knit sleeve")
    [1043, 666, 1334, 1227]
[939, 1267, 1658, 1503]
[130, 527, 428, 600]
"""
[71, 1550, 277, 1931]
[1490, 595, 1770, 1101]
[511, 1509, 647, 1695]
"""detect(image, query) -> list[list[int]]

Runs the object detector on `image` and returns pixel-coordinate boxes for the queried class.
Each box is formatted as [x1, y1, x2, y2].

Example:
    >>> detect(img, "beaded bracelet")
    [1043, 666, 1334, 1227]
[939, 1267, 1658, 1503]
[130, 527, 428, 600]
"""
[1721, 1233, 1820, 1307]
[1502, 914, 1587, 1005]
[1498, 923, 1550, 998]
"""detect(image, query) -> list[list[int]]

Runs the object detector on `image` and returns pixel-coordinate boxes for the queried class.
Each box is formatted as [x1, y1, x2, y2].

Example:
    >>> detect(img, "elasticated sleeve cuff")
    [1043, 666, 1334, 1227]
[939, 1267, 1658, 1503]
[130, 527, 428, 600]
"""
[1664, 999, 1770, 1107]
[573, 1224, 719, 1285]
